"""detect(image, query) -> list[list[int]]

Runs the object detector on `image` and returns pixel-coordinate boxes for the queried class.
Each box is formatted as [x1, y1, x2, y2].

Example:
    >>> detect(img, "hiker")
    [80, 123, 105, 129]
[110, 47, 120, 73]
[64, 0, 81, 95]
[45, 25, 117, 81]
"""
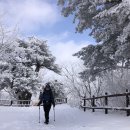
[37, 83, 55, 124]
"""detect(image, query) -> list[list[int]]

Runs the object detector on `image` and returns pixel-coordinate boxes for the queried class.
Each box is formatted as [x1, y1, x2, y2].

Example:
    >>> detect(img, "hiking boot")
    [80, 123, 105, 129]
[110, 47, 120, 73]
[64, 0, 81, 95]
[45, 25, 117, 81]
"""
[44, 121, 49, 124]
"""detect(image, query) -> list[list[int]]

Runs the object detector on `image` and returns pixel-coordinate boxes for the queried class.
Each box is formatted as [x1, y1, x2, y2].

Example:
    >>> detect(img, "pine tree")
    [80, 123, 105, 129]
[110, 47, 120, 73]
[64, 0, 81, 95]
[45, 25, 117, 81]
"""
[0, 36, 60, 99]
[58, 0, 130, 80]
[17, 37, 61, 73]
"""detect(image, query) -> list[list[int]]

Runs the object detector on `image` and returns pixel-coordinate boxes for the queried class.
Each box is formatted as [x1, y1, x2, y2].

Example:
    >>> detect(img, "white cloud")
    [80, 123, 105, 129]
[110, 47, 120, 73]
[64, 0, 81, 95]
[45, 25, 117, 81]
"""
[49, 40, 86, 65]
[39, 32, 91, 66]
[38, 32, 92, 66]
[0, 0, 59, 32]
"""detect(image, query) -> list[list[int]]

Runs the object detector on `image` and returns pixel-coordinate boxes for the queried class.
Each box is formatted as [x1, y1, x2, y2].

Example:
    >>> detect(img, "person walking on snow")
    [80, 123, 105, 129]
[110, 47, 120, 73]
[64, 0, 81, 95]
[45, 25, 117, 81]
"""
[38, 83, 55, 124]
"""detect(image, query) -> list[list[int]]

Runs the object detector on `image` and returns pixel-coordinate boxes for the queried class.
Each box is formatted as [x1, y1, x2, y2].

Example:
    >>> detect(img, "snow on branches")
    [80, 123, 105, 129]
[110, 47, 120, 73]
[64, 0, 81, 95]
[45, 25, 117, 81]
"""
[58, 0, 130, 80]
[0, 28, 60, 99]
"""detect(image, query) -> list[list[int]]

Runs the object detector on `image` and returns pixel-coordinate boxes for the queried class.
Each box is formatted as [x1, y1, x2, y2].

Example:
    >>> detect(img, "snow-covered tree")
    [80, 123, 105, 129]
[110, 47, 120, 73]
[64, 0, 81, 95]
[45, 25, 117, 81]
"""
[0, 48, 39, 99]
[61, 64, 103, 107]
[58, 0, 130, 107]
[17, 37, 61, 73]
[0, 29, 60, 99]
[73, 43, 118, 82]
[0, 24, 19, 92]
[58, 0, 130, 69]
[58, 0, 130, 79]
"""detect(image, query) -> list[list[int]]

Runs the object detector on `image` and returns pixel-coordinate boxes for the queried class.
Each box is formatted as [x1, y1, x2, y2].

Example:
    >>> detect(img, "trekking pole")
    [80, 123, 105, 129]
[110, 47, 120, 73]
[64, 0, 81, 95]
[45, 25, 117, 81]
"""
[39, 105, 40, 123]
[53, 107, 55, 121]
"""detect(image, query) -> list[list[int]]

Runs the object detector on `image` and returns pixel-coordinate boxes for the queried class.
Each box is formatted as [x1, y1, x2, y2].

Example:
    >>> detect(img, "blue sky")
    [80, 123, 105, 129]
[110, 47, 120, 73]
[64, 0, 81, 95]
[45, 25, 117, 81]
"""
[0, 0, 95, 65]
[18, 0, 95, 44]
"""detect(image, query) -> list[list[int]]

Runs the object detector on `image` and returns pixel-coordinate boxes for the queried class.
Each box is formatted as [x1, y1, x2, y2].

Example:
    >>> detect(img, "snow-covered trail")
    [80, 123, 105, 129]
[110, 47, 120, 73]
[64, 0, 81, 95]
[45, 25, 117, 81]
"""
[0, 104, 130, 130]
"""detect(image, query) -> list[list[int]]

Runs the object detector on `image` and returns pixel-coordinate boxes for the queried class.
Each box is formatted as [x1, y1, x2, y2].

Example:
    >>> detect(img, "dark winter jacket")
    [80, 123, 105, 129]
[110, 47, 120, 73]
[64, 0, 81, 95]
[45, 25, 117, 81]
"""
[38, 89, 55, 106]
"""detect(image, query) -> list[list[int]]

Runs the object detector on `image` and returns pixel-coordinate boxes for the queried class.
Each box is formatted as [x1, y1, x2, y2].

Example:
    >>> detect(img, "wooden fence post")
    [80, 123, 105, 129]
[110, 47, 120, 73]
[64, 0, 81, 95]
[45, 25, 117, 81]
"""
[105, 92, 108, 114]
[83, 96, 86, 112]
[65, 98, 67, 103]
[92, 95, 95, 112]
[10, 100, 13, 106]
[126, 89, 130, 116]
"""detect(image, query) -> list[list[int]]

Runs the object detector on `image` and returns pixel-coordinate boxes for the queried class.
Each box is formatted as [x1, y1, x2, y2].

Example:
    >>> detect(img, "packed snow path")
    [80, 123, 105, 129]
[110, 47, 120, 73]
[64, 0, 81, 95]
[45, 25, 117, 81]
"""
[0, 104, 130, 130]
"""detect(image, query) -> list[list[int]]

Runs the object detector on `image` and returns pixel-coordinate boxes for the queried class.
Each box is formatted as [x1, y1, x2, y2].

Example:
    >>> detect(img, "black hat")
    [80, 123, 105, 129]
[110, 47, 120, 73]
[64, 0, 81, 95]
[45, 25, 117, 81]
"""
[45, 83, 51, 89]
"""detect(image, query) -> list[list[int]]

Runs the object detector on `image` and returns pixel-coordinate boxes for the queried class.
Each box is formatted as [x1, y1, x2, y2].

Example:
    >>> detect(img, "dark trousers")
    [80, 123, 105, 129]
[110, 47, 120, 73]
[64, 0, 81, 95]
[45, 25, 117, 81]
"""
[43, 104, 51, 122]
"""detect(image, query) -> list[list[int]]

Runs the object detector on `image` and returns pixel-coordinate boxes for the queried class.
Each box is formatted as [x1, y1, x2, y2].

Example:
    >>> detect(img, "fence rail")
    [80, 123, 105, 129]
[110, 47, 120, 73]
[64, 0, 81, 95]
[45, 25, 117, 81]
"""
[55, 98, 67, 104]
[0, 98, 67, 107]
[0, 99, 32, 107]
[81, 89, 130, 116]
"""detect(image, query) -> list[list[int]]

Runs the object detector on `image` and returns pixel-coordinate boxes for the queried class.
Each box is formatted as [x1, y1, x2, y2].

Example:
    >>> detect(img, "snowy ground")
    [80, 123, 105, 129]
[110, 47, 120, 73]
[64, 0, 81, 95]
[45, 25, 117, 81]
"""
[0, 104, 130, 130]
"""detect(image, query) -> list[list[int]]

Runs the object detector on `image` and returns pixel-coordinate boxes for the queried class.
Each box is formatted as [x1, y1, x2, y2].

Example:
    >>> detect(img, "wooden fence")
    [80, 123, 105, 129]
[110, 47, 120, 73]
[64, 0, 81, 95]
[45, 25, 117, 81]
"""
[81, 89, 130, 116]
[0, 99, 32, 107]
[55, 98, 67, 104]
[0, 98, 67, 107]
